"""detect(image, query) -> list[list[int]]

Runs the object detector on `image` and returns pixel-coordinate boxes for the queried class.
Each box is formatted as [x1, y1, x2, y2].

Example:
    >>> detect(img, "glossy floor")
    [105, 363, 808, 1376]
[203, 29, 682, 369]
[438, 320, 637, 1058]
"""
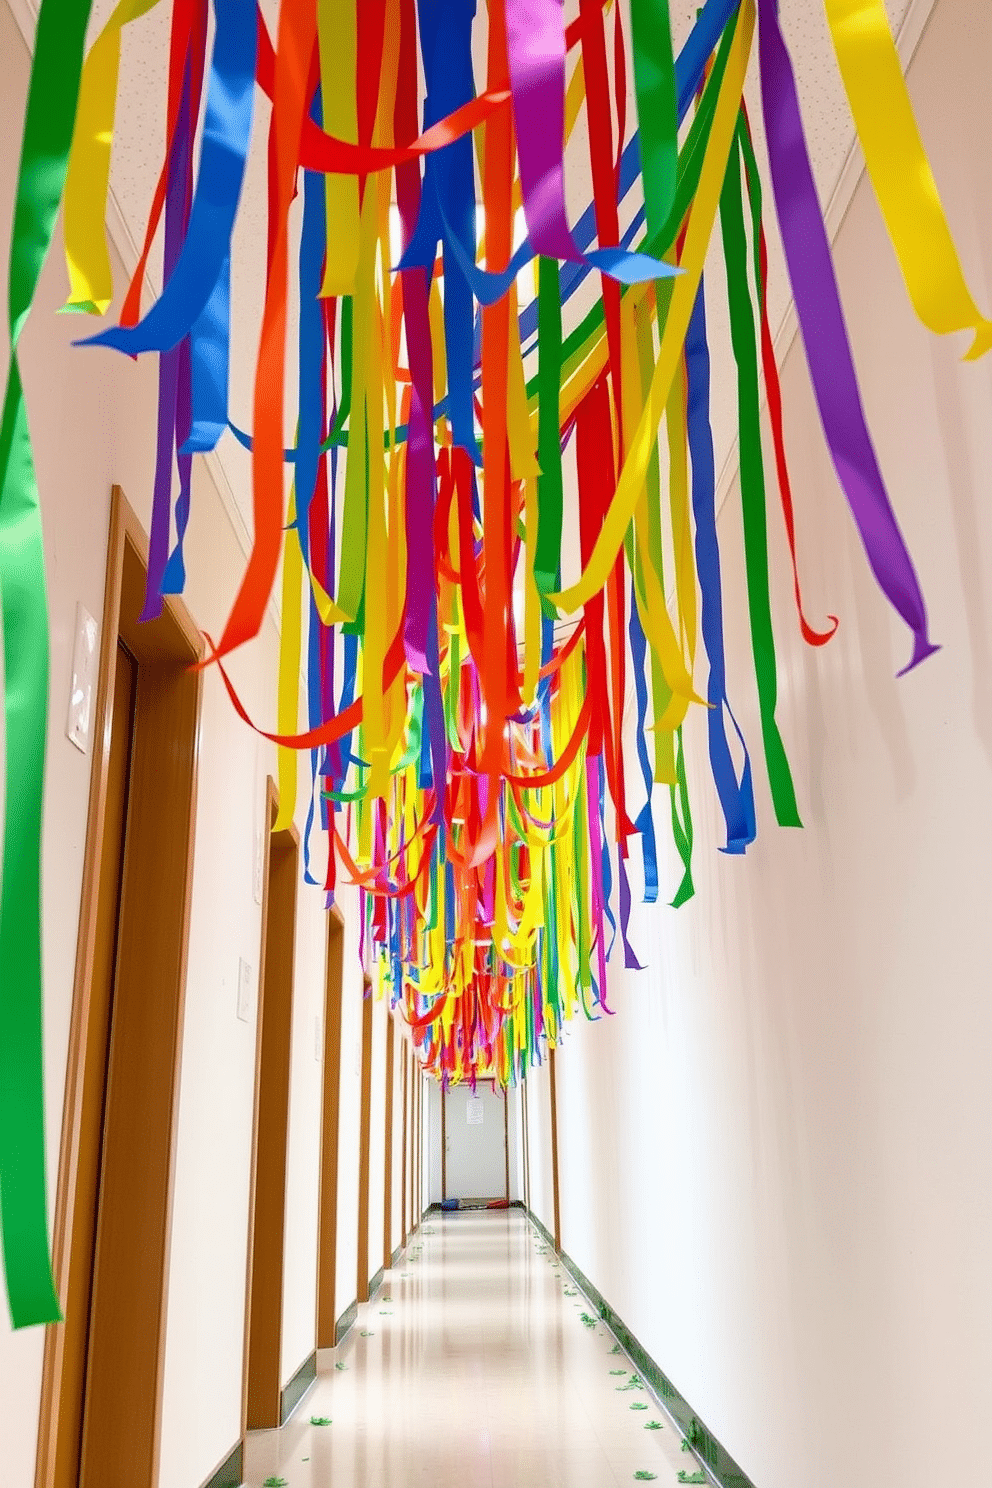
[243, 1210, 699, 1488]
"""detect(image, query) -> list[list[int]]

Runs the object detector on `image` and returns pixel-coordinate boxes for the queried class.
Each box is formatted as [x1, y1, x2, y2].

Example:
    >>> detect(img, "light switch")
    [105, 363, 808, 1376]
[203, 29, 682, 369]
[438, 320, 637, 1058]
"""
[236, 958, 253, 1022]
[66, 603, 99, 754]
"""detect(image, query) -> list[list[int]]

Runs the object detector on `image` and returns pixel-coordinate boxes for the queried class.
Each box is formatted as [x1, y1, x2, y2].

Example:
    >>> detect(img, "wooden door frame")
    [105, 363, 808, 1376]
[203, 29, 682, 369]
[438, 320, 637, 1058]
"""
[548, 1049, 561, 1252]
[242, 778, 300, 1432]
[400, 1042, 409, 1247]
[382, 1013, 395, 1270]
[36, 487, 203, 1488]
[522, 1080, 531, 1214]
[356, 975, 373, 1303]
[440, 1083, 447, 1202]
[416, 1072, 422, 1225]
[316, 904, 345, 1349]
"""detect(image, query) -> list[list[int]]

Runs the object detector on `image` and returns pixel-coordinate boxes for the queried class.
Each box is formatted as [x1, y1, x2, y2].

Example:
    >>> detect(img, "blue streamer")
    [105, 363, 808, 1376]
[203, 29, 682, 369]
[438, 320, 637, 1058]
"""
[184, 252, 230, 453]
[81, 0, 256, 358]
[627, 587, 659, 904]
[685, 283, 756, 854]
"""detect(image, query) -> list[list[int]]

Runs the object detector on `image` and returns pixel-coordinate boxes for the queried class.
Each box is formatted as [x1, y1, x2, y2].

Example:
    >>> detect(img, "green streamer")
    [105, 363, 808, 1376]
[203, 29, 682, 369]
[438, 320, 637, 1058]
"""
[338, 376, 369, 633]
[630, 0, 678, 234]
[0, 0, 95, 1328]
[535, 257, 563, 600]
[668, 727, 695, 908]
[719, 128, 801, 828]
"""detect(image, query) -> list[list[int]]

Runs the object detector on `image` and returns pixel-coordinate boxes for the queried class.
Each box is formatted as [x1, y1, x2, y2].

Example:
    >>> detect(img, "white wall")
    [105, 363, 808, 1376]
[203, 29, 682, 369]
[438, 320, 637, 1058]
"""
[551, 6, 992, 1488]
[426, 1079, 443, 1206]
[506, 1083, 523, 1202]
[523, 1060, 556, 1239]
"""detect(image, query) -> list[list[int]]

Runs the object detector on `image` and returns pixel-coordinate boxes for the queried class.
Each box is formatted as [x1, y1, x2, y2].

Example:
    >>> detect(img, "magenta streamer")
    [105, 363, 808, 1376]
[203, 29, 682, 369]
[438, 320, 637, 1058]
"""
[504, 0, 674, 287]
[756, 0, 938, 675]
[585, 759, 612, 1015]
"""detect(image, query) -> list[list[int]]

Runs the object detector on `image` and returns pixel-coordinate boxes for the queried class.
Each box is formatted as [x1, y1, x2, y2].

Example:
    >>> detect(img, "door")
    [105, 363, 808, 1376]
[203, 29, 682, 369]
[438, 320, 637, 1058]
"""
[443, 1082, 508, 1203]
[316, 907, 344, 1349]
[243, 783, 299, 1431]
[38, 489, 203, 1488]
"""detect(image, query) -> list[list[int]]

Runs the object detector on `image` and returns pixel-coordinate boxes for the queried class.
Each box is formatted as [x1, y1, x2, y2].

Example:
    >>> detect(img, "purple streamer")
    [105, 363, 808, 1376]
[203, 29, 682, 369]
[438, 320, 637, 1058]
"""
[142, 59, 194, 620]
[504, 0, 677, 286]
[757, 0, 937, 675]
[617, 854, 643, 971]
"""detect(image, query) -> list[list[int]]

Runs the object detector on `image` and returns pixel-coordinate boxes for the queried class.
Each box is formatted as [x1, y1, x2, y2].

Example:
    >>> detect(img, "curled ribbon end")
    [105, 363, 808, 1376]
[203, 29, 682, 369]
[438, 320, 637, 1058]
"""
[59, 298, 109, 316]
[964, 321, 992, 362]
[897, 636, 941, 678]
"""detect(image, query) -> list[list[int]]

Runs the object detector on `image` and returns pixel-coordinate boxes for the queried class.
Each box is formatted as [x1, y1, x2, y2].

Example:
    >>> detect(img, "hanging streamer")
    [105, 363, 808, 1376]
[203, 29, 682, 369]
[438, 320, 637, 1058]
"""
[4, 0, 989, 1326]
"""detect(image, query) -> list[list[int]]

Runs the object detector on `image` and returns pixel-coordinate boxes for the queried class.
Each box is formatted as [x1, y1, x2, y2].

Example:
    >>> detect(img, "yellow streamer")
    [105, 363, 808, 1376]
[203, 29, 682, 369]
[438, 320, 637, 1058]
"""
[824, 0, 992, 359]
[63, 0, 162, 312]
[318, 0, 360, 295]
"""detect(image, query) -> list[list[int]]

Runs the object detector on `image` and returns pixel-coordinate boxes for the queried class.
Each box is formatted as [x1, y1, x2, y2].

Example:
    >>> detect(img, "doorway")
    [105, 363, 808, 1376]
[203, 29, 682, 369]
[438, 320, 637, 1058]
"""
[356, 977, 373, 1304]
[37, 488, 203, 1488]
[316, 906, 345, 1349]
[243, 782, 299, 1431]
[443, 1081, 509, 1204]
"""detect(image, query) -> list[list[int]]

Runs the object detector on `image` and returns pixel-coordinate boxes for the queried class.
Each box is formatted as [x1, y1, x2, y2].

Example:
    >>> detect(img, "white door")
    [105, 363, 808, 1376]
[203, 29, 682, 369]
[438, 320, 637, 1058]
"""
[445, 1082, 507, 1201]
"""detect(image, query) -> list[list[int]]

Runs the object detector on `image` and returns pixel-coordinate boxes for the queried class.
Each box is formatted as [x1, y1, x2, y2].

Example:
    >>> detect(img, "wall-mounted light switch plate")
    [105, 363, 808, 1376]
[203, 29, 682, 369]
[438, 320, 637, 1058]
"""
[67, 603, 99, 754]
[236, 958, 252, 1022]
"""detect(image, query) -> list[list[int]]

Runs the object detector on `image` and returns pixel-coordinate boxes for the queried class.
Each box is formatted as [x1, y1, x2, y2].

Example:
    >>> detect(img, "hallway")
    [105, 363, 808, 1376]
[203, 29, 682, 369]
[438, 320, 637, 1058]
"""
[244, 1211, 693, 1488]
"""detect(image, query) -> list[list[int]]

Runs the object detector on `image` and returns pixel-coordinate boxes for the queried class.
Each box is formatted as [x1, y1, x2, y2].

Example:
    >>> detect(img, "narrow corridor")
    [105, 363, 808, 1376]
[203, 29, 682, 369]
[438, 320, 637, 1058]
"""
[244, 1211, 696, 1488]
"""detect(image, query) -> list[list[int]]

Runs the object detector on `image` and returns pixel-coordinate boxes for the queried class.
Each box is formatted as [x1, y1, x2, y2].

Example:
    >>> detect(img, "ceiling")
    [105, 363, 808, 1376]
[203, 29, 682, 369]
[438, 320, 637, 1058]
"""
[11, 0, 929, 597]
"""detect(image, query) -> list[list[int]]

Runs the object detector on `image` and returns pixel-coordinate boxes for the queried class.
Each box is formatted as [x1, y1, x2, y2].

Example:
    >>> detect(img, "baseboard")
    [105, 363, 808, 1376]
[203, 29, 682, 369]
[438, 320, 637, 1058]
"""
[279, 1349, 317, 1426]
[198, 1440, 242, 1488]
[391, 1244, 402, 1267]
[335, 1298, 358, 1345]
[369, 1264, 385, 1298]
[523, 1208, 756, 1488]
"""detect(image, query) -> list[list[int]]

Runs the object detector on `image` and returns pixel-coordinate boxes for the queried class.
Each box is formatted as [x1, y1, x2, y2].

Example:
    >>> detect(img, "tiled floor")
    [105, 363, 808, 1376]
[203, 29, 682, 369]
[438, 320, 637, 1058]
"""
[243, 1210, 700, 1488]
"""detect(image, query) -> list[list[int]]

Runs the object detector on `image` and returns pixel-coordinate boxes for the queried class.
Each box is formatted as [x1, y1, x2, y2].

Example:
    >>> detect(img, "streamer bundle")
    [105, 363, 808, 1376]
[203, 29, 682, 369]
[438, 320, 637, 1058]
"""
[1, 0, 987, 1325]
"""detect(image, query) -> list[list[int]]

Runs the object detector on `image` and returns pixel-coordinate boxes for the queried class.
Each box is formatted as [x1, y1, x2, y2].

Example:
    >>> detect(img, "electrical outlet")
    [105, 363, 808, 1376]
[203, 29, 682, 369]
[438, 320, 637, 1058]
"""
[236, 958, 252, 1022]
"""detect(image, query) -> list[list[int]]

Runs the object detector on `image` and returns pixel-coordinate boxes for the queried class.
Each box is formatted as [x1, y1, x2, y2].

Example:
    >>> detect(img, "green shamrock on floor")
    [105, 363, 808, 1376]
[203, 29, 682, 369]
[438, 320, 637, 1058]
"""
[610, 1369, 627, 1376]
[677, 1474, 707, 1485]
[610, 1344, 622, 1355]
[309, 1416, 332, 1426]
[263, 1478, 288, 1486]
[334, 1362, 347, 1371]
[644, 1421, 663, 1431]
[633, 1474, 657, 1482]
[579, 1312, 597, 1328]
[629, 1402, 649, 1411]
